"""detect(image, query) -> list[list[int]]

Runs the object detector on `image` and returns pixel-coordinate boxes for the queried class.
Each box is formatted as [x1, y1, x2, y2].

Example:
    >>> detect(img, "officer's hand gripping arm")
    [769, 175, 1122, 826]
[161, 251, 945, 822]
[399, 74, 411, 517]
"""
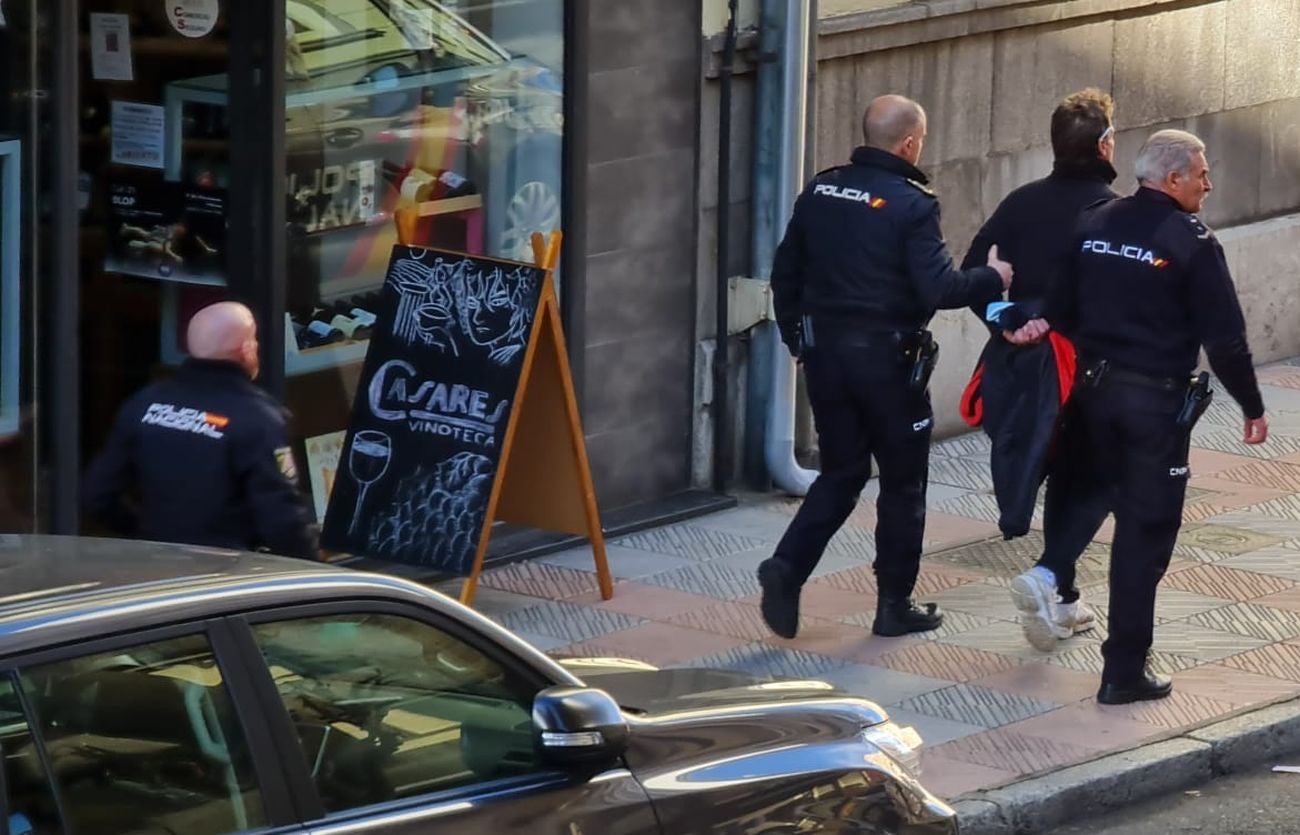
[904, 201, 1004, 312]
[961, 211, 1010, 331]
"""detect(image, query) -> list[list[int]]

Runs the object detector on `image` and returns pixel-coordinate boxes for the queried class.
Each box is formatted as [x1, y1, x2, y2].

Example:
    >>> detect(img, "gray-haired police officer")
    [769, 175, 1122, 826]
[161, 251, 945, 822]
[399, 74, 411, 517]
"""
[758, 94, 1014, 639]
[1038, 129, 1268, 705]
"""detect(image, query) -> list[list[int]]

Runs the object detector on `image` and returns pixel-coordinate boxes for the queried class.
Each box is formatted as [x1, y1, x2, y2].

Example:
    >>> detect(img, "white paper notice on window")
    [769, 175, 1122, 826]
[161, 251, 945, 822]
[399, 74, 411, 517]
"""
[90, 14, 135, 81]
[110, 101, 166, 170]
[305, 431, 347, 523]
[357, 159, 377, 221]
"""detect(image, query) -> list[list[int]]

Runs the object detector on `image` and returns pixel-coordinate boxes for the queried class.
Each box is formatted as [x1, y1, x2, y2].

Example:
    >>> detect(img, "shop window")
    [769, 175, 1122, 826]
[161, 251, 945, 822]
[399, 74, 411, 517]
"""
[273, 0, 564, 535]
[0, 2, 42, 531]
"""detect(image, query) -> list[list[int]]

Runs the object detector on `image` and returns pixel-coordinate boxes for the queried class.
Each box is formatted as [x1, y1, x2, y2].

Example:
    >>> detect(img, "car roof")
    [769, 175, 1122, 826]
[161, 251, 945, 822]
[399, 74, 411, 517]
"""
[0, 535, 337, 613]
[0, 536, 580, 686]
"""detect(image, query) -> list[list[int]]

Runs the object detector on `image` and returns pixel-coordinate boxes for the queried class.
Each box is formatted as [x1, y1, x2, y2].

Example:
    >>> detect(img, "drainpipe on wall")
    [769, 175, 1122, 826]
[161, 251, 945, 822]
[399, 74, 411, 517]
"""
[713, 0, 739, 494]
[752, 0, 817, 496]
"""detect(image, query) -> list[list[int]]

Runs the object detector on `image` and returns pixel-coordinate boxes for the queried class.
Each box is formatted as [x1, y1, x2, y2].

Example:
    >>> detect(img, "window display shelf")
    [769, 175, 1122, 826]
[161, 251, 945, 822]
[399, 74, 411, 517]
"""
[284, 312, 371, 377]
[79, 35, 228, 62]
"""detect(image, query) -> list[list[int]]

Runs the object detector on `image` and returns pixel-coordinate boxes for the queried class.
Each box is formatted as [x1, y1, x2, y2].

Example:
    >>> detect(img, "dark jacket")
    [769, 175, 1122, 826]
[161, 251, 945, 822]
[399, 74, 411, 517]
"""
[962, 158, 1119, 320]
[1048, 187, 1265, 419]
[960, 159, 1118, 538]
[82, 360, 316, 558]
[772, 146, 1003, 352]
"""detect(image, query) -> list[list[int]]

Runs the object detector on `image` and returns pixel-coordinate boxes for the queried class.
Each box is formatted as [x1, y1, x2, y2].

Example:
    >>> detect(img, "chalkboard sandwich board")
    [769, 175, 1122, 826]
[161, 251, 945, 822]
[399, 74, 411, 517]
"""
[321, 233, 613, 604]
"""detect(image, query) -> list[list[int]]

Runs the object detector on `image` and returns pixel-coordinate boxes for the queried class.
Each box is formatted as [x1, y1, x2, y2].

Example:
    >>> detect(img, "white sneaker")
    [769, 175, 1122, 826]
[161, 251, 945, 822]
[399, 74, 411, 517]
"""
[1057, 599, 1096, 634]
[1010, 566, 1071, 652]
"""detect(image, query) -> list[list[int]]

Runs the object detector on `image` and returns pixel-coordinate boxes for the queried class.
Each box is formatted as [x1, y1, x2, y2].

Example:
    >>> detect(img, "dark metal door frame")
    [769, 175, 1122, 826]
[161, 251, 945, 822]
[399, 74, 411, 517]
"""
[228, 2, 288, 399]
[49, 0, 80, 533]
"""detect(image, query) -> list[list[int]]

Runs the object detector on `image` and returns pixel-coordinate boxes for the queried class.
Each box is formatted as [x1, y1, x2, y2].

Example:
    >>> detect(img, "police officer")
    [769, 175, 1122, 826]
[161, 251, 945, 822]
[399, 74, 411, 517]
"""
[757, 94, 1014, 639]
[83, 302, 316, 558]
[961, 88, 1121, 651]
[1038, 129, 1268, 704]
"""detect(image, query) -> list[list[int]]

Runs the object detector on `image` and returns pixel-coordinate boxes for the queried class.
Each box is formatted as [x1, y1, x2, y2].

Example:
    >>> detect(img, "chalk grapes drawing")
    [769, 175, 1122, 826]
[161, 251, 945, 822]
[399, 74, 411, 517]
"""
[368, 452, 496, 572]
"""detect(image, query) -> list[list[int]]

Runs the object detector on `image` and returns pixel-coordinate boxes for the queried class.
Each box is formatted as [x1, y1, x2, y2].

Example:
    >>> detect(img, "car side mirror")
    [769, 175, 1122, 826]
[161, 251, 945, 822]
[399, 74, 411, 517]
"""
[533, 685, 628, 769]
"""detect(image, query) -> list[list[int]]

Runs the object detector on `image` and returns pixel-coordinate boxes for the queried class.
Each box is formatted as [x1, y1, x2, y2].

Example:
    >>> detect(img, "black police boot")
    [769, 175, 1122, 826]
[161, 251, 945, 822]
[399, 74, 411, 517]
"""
[873, 596, 944, 636]
[1097, 669, 1173, 705]
[757, 558, 800, 639]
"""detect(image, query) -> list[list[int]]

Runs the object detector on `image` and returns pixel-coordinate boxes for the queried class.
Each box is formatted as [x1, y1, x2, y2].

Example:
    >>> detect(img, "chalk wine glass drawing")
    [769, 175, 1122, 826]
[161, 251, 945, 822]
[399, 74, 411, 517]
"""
[348, 430, 393, 536]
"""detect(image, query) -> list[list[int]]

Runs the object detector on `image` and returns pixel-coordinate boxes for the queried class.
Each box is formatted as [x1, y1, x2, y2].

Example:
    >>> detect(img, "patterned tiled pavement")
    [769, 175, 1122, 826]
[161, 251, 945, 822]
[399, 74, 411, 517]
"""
[441, 359, 1300, 801]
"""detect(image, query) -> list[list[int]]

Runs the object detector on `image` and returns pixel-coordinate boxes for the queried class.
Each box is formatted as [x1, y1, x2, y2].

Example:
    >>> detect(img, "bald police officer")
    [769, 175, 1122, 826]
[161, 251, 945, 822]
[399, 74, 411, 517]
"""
[758, 94, 1014, 639]
[83, 302, 316, 558]
[1039, 129, 1268, 704]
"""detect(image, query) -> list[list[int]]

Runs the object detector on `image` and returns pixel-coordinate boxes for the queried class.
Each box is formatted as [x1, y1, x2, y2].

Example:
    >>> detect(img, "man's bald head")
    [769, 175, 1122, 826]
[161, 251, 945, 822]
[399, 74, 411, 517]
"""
[187, 302, 260, 378]
[862, 95, 928, 165]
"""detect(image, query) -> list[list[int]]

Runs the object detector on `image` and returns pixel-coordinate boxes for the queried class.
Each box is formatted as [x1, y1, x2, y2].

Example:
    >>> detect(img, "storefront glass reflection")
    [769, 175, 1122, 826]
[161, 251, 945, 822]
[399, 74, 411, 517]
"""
[275, 0, 564, 528]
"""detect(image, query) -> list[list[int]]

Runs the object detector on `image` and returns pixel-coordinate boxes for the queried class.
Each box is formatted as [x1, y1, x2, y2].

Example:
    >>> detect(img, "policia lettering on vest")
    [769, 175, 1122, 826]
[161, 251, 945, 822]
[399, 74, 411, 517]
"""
[757, 94, 1015, 640]
[1035, 129, 1268, 706]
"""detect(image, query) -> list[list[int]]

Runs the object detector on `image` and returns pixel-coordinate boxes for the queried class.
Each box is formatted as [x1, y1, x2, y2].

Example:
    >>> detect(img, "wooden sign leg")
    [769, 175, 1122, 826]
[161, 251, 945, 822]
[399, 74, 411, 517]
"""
[458, 230, 613, 606]
[459, 526, 495, 605]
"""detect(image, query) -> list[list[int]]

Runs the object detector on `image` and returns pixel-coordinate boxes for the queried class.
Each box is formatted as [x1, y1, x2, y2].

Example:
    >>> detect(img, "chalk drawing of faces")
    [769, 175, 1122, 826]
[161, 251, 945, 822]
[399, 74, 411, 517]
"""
[348, 430, 392, 537]
[459, 267, 533, 364]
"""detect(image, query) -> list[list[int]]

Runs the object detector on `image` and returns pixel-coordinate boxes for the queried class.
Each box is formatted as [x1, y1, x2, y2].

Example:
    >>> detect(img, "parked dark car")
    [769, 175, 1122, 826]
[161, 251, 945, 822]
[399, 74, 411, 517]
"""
[0, 537, 957, 834]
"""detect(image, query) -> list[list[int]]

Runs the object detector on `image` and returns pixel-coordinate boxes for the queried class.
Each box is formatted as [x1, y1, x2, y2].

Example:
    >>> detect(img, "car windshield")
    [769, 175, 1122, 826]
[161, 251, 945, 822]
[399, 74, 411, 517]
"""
[287, 0, 511, 87]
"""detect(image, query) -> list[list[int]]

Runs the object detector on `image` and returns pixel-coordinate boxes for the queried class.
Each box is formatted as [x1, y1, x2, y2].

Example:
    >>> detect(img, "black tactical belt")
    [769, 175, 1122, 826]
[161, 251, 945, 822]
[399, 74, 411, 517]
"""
[1107, 367, 1182, 391]
[1080, 359, 1183, 392]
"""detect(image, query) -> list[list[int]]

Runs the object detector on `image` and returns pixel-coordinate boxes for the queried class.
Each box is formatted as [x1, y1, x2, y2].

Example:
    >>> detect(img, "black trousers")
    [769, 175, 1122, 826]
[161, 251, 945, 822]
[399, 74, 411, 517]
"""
[1038, 399, 1112, 603]
[1054, 378, 1190, 683]
[773, 337, 933, 598]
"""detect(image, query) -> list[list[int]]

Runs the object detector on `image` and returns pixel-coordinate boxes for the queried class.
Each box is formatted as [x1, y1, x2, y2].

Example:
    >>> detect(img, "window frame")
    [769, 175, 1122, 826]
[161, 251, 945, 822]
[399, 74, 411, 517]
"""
[0, 619, 304, 832]
[226, 599, 573, 826]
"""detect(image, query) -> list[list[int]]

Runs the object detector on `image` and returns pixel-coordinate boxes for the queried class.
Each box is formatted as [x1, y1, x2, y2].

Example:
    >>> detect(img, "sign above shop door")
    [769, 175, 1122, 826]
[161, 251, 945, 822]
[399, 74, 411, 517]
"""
[166, 0, 219, 39]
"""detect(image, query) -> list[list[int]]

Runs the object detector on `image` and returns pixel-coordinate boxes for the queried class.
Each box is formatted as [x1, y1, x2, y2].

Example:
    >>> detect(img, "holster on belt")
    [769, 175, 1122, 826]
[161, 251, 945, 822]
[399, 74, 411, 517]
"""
[1176, 371, 1214, 431]
[901, 329, 939, 392]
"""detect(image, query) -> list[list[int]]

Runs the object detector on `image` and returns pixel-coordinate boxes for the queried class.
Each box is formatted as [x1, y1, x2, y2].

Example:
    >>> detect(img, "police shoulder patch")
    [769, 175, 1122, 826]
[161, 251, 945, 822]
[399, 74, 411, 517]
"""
[275, 446, 298, 481]
[1185, 214, 1215, 240]
[814, 163, 849, 179]
[904, 178, 936, 197]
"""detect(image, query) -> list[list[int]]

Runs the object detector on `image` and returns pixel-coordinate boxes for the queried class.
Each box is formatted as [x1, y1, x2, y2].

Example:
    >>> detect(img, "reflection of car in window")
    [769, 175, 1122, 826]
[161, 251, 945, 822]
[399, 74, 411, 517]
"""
[282, 0, 563, 308]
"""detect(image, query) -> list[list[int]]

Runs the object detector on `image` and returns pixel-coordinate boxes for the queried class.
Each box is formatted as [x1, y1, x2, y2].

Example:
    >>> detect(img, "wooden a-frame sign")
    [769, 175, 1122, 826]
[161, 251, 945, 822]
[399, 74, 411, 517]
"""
[386, 226, 614, 605]
[461, 230, 613, 604]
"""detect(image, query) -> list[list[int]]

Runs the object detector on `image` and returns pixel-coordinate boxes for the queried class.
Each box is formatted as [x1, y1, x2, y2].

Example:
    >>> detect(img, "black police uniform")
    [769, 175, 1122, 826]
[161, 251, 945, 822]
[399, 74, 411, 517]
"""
[960, 158, 1120, 598]
[761, 145, 1004, 637]
[1048, 187, 1265, 689]
[82, 359, 316, 558]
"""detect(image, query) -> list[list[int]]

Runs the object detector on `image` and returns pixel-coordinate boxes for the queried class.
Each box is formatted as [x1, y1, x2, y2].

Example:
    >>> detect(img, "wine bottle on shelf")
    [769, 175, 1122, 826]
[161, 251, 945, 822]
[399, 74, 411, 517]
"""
[331, 314, 372, 341]
[432, 168, 477, 199]
[301, 310, 345, 348]
[349, 306, 378, 328]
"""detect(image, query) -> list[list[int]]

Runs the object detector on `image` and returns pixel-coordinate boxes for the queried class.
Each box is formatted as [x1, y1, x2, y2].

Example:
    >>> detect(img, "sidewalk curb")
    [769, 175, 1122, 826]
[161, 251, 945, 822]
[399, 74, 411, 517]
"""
[952, 695, 1300, 834]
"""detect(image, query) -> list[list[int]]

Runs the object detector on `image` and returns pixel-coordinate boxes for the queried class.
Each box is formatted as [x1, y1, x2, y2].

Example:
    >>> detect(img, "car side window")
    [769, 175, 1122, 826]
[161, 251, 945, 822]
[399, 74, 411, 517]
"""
[0, 676, 62, 834]
[249, 613, 542, 815]
[16, 634, 266, 834]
